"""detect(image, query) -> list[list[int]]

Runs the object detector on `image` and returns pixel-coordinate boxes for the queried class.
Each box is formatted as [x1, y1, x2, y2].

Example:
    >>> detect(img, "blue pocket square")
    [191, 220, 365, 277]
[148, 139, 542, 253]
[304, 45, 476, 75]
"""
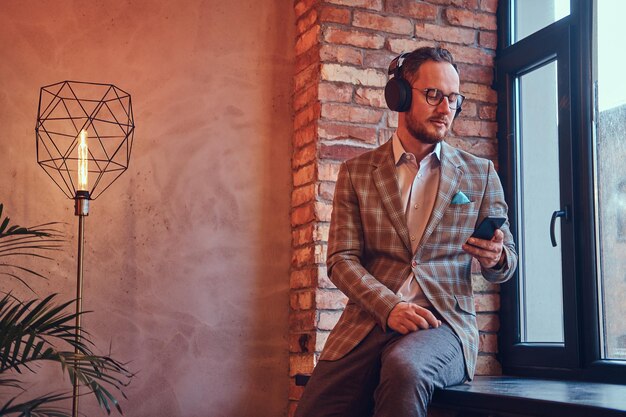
[451, 191, 471, 205]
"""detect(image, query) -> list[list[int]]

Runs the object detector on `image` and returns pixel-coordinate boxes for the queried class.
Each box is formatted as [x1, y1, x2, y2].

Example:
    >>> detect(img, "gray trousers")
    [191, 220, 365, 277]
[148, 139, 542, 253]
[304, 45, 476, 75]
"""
[295, 323, 467, 417]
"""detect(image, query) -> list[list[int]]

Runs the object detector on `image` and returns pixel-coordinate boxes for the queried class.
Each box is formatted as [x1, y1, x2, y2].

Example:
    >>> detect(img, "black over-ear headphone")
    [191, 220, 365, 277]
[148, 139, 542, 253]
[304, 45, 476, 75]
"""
[384, 52, 463, 118]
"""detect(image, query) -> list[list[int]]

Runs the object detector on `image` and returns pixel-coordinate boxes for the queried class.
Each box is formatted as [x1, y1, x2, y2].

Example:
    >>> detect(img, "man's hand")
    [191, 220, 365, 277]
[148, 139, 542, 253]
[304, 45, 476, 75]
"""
[463, 228, 505, 269]
[387, 302, 441, 334]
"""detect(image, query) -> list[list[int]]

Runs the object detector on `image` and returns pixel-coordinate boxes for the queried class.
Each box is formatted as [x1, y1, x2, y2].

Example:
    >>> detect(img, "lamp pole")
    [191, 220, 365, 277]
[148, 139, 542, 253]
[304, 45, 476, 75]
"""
[72, 191, 89, 417]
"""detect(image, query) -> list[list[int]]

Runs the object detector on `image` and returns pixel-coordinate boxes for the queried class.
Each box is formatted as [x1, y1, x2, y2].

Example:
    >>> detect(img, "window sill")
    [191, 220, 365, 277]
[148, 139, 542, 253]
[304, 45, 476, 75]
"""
[432, 375, 626, 417]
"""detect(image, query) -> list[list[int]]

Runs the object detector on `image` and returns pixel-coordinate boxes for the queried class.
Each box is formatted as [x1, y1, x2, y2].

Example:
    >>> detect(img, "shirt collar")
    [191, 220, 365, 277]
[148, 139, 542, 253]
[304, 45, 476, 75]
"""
[391, 133, 441, 166]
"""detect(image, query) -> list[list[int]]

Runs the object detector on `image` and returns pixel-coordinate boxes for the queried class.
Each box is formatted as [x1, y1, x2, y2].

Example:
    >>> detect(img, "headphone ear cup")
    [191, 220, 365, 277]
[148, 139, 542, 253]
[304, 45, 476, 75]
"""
[385, 77, 412, 112]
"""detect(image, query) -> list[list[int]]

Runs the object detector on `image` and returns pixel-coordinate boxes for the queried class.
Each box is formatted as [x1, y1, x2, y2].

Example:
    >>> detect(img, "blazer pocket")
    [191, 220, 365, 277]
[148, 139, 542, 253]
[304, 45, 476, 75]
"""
[454, 294, 476, 316]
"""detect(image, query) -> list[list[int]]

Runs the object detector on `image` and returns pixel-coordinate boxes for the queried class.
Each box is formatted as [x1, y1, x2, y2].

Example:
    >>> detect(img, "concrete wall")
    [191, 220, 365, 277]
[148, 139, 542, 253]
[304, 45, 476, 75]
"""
[0, 1, 293, 416]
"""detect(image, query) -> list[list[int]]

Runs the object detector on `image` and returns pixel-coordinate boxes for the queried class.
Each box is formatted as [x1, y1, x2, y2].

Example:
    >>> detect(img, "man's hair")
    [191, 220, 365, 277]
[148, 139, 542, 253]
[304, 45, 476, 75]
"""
[400, 46, 459, 84]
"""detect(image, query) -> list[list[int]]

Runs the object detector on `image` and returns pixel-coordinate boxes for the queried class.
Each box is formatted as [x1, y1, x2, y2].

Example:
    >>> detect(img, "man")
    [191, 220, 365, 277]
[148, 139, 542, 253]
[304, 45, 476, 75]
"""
[296, 46, 518, 417]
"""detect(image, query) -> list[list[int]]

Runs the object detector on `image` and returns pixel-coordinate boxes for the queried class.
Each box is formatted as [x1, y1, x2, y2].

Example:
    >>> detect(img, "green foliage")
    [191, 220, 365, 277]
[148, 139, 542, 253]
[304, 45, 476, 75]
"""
[0, 203, 133, 416]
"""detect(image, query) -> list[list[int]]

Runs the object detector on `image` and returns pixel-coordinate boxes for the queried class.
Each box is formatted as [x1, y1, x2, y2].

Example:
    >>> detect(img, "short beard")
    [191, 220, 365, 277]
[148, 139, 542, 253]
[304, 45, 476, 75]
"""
[405, 112, 448, 145]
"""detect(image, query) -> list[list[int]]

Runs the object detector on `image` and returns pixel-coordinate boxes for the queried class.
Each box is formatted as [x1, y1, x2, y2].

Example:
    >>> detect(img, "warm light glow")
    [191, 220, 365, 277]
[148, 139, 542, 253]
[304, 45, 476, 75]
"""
[77, 129, 88, 191]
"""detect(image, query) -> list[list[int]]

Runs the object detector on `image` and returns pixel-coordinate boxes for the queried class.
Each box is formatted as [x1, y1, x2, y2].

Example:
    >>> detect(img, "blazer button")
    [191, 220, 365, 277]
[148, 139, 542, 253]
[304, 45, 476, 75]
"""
[411, 260, 417, 267]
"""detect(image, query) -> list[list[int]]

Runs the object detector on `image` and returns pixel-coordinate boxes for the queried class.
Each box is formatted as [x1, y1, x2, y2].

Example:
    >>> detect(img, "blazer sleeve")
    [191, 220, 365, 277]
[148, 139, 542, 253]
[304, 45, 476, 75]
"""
[479, 160, 518, 283]
[326, 162, 402, 330]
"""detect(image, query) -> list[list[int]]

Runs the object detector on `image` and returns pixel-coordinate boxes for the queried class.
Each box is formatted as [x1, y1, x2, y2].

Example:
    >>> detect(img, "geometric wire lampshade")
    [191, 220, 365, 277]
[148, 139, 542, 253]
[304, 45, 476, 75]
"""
[35, 81, 135, 199]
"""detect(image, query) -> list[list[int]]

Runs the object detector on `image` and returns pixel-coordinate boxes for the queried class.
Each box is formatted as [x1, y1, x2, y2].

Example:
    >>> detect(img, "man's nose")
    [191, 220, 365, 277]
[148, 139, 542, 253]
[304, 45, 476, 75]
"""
[435, 97, 453, 114]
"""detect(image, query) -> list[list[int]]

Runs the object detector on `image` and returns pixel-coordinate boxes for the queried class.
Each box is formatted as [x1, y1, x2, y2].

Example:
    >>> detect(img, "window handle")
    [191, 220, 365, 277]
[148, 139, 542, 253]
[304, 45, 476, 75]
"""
[550, 207, 569, 247]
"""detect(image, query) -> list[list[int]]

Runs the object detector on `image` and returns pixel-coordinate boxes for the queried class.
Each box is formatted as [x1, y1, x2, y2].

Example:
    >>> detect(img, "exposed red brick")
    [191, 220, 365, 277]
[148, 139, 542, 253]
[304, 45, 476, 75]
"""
[459, 100, 477, 118]
[385, 0, 437, 20]
[477, 313, 500, 332]
[475, 293, 500, 312]
[292, 183, 317, 207]
[321, 63, 387, 87]
[446, 137, 497, 159]
[319, 82, 353, 103]
[457, 63, 494, 84]
[296, 45, 322, 74]
[318, 161, 341, 181]
[460, 81, 497, 103]
[446, 8, 497, 30]
[319, 5, 352, 24]
[294, 102, 321, 131]
[292, 245, 315, 267]
[444, 44, 495, 66]
[326, 0, 383, 11]
[289, 352, 316, 375]
[320, 144, 371, 161]
[297, 9, 318, 35]
[291, 203, 315, 227]
[320, 44, 363, 66]
[317, 266, 336, 289]
[294, 0, 319, 19]
[318, 120, 378, 144]
[293, 163, 316, 187]
[290, 310, 317, 332]
[294, 123, 318, 150]
[316, 288, 349, 309]
[290, 268, 317, 289]
[387, 38, 433, 55]
[315, 330, 330, 352]
[353, 10, 413, 35]
[296, 24, 321, 56]
[318, 310, 342, 330]
[319, 181, 336, 201]
[479, 104, 497, 120]
[428, 0, 479, 7]
[472, 274, 500, 292]
[378, 128, 395, 144]
[354, 86, 386, 108]
[321, 102, 384, 124]
[294, 84, 318, 112]
[480, 0, 498, 13]
[453, 119, 497, 139]
[415, 22, 476, 45]
[289, 378, 306, 400]
[289, 332, 316, 353]
[295, 63, 321, 93]
[315, 202, 333, 222]
[479, 332, 498, 353]
[291, 290, 316, 310]
[363, 49, 397, 70]
[323, 27, 385, 49]
[479, 31, 498, 50]
[475, 354, 502, 375]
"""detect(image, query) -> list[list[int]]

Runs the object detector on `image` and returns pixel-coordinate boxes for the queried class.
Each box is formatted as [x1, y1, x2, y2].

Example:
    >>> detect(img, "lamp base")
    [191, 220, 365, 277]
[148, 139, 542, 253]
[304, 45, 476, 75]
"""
[74, 191, 90, 216]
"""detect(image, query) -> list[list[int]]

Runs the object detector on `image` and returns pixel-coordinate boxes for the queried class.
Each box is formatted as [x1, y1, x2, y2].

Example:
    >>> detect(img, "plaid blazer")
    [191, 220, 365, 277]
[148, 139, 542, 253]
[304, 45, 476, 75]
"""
[322, 139, 517, 379]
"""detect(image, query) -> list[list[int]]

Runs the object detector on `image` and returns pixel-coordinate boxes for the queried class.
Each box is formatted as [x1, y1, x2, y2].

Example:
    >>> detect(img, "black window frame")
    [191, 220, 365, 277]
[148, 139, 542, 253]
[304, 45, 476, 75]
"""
[496, 0, 626, 384]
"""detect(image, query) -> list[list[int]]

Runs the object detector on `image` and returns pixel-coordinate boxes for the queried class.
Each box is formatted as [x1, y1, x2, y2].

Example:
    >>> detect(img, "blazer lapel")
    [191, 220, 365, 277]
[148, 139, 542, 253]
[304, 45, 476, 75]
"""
[419, 142, 463, 249]
[371, 141, 412, 252]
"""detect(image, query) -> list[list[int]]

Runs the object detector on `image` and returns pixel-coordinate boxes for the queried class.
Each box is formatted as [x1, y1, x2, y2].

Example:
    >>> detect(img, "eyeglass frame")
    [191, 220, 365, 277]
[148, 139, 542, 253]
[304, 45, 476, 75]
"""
[412, 88, 465, 110]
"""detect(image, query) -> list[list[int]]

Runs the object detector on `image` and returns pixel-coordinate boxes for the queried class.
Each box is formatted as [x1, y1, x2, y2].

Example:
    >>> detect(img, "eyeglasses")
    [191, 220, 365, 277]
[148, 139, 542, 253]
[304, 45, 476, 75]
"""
[413, 88, 465, 110]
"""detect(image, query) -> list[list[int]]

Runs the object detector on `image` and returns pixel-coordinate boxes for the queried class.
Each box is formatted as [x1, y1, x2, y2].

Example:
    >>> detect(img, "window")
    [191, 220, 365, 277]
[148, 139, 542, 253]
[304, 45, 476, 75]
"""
[496, 0, 626, 382]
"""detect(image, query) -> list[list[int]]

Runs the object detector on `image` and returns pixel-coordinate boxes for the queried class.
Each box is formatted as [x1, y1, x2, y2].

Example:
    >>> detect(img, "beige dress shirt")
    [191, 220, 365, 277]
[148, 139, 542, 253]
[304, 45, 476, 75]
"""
[392, 134, 441, 307]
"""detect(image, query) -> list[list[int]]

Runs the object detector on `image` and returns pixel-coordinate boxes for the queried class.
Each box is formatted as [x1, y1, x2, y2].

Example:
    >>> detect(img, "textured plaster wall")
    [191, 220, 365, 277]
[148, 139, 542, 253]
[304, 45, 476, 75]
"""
[0, 1, 293, 416]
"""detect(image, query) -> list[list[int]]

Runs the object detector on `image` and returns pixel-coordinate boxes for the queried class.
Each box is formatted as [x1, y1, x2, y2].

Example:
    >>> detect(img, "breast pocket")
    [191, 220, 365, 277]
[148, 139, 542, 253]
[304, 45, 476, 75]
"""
[443, 202, 479, 236]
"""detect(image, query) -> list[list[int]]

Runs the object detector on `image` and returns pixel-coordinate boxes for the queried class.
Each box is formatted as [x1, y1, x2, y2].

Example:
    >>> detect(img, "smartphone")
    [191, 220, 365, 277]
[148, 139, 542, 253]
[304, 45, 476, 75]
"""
[471, 216, 506, 240]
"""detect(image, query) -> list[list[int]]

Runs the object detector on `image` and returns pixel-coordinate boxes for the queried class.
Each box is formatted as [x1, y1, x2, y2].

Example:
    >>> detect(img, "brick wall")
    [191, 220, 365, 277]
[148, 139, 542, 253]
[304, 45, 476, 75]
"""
[290, 0, 500, 414]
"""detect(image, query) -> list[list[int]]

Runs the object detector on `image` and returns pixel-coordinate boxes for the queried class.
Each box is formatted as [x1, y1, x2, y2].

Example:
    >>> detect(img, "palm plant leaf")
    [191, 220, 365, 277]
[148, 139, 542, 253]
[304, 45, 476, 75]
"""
[0, 203, 133, 415]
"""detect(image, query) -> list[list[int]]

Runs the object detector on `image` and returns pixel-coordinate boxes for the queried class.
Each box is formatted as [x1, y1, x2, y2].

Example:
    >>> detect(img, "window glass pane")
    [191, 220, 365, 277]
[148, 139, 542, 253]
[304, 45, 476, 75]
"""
[595, 0, 626, 361]
[514, 0, 570, 43]
[516, 61, 565, 343]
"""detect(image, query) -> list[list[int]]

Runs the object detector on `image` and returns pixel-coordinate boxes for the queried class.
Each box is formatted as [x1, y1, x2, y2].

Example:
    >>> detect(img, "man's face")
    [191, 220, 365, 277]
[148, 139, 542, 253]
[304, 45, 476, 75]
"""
[404, 61, 460, 144]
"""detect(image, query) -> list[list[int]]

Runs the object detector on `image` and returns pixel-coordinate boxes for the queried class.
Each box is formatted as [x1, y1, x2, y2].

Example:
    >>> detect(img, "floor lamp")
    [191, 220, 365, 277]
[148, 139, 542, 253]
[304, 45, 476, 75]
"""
[35, 80, 135, 417]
